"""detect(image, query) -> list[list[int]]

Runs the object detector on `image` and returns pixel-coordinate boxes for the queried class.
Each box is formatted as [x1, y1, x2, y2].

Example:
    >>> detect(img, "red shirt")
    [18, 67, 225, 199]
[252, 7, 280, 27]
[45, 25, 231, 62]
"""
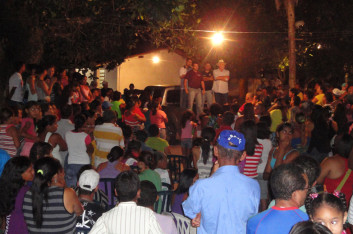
[243, 144, 264, 178]
[185, 70, 203, 89]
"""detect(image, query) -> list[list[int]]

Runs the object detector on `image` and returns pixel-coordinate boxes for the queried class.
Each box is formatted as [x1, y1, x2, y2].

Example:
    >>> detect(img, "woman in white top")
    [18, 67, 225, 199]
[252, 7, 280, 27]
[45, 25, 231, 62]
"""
[37, 115, 67, 166]
[192, 127, 216, 179]
[26, 68, 38, 101]
[65, 114, 94, 187]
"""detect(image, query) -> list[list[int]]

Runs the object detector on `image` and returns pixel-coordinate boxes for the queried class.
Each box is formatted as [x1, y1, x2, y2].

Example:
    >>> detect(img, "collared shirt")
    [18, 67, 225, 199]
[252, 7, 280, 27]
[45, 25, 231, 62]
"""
[212, 69, 230, 94]
[185, 70, 203, 89]
[90, 201, 163, 234]
[94, 123, 124, 159]
[9, 72, 23, 102]
[182, 165, 260, 234]
[179, 66, 191, 90]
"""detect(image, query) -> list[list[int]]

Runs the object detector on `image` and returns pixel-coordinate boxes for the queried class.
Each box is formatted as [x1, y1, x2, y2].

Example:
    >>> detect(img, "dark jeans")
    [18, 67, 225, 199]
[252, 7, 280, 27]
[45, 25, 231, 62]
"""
[214, 92, 228, 106]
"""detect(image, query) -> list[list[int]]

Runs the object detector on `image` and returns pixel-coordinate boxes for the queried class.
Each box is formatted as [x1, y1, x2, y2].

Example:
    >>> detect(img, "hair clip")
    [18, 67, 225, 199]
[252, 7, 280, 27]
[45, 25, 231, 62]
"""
[37, 169, 44, 175]
[309, 193, 319, 200]
[333, 191, 340, 198]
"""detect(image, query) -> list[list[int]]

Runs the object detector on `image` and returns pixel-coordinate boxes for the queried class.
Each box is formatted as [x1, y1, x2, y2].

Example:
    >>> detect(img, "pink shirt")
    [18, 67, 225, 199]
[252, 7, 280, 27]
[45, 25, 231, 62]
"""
[181, 120, 194, 139]
[150, 110, 167, 128]
[21, 118, 36, 143]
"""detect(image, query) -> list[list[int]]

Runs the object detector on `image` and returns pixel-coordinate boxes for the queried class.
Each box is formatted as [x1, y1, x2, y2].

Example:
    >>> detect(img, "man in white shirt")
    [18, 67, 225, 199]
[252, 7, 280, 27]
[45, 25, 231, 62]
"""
[90, 171, 163, 234]
[8, 62, 25, 107]
[212, 59, 230, 106]
[56, 104, 74, 164]
[179, 58, 192, 108]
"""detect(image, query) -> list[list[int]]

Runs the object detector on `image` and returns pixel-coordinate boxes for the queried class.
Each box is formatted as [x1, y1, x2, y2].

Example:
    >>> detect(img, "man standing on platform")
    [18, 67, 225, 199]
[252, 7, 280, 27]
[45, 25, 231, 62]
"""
[184, 62, 205, 118]
[179, 58, 192, 108]
[212, 59, 230, 106]
[8, 62, 25, 107]
[202, 62, 214, 109]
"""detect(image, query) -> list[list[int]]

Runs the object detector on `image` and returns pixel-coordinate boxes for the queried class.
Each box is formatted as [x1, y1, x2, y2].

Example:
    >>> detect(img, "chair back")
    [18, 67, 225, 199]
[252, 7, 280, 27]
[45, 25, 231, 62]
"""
[165, 212, 197, 234]
[154, 190, 173, 213]
[98, 178, 116, 209]
[162, 182, 173, 191]
[167, 155, 189, 183]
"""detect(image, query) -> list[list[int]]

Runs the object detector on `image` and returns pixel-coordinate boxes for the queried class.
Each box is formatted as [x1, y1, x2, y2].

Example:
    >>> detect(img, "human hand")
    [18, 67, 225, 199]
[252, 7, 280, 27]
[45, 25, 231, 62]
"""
[191, 213, 201, 227]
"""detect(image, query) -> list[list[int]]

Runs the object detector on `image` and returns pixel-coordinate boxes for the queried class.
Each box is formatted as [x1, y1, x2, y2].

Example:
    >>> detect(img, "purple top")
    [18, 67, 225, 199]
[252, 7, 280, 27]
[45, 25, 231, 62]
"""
[171, 193, 185, 215]
[98, 161, 121, 179]
[5, 185, 30, 234]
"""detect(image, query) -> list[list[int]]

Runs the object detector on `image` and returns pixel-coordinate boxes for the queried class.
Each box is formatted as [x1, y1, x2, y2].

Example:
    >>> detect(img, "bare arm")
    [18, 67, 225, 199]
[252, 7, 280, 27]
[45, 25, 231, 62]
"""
[7, 126, 21, 148]
[192, 146, 201, 169]
[282, 150, 300, 164]
[201, 81, 205, 94]
[263, 148, 274, 180]
[29, 77, 36, 95]
[64, 188, 84, 216]
[215, 76, 229, 82]
[50, 133, 68, 151]
[316, 158, 331, 184]
[86, 143, 94, 157]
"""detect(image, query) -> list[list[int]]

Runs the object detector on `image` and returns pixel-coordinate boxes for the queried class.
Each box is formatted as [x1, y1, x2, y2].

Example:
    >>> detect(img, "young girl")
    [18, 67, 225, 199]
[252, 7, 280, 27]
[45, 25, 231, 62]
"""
[154, 151, 171, 189]
[20, 101, 41, 157]
[181, 110, 197, 159]
[305, 192, 348, 234]
[0, 107, 21, 157]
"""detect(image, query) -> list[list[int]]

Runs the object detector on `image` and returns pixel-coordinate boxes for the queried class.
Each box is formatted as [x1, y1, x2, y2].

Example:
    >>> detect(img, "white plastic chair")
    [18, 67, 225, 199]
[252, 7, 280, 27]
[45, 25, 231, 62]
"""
[163, 212, 197, 234]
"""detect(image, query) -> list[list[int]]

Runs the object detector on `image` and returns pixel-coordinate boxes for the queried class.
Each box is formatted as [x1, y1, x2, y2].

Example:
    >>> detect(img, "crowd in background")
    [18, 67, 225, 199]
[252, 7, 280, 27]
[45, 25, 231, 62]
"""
[1, 60, 353, 233]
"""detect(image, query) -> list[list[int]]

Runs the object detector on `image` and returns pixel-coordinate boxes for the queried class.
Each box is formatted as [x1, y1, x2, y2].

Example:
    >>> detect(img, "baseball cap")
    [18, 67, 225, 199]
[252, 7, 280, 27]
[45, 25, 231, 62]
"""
[332, 88, 344, 96]
[217, 130, 245, 151]
[78, 169, 100, 191]
[217, 59, 226, 64]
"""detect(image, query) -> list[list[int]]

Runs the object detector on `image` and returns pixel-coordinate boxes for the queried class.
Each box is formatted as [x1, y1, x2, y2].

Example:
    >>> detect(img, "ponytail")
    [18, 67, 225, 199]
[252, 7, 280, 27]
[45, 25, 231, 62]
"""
[201, 127, 216, 165]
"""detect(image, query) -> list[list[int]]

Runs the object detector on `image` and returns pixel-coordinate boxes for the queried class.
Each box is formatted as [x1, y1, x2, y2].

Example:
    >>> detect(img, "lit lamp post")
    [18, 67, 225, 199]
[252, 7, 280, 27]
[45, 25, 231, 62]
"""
[211, 32, 224, 46]
[152, 56, 160, 63]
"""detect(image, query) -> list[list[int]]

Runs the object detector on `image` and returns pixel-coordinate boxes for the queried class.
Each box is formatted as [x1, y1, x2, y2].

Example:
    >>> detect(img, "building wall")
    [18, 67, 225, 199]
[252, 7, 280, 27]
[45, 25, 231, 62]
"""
[105, 49, 185, 91]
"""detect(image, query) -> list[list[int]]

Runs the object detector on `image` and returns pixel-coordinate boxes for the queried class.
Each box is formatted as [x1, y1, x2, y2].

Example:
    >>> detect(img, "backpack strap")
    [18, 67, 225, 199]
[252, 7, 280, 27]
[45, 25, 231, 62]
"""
[336, 169, 352, 192]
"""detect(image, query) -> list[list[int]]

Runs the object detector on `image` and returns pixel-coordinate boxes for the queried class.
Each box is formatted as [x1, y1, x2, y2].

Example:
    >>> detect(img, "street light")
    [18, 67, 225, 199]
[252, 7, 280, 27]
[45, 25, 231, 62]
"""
[152, 56, 160, 63]
[211, 32, 224, 46]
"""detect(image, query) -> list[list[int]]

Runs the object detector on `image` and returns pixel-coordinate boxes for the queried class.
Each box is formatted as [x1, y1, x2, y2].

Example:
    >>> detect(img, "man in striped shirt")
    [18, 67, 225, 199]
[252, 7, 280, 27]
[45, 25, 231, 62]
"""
[90, 171, 163, 234]
[93, 110, 124, 167]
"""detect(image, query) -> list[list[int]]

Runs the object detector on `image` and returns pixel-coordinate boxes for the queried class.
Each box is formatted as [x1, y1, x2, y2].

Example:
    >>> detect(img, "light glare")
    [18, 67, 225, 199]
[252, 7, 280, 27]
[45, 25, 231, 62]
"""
[212, 32, 224, 45]
[152, 56, 160, 63]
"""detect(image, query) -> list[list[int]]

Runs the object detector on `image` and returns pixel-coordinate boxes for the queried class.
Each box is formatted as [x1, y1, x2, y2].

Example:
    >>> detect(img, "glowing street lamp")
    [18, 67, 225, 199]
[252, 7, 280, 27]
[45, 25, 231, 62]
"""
[211, 32, 224, 46]
[152, 56, 160, 63]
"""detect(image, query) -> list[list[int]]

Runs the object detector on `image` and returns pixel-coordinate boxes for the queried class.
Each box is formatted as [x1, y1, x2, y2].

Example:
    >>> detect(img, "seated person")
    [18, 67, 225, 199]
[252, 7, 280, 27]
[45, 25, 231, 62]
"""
[137, 181, 177, 234]
[90, 171, 163, 233]
[97, 146, 128, 179]
[76, 169, 105, 231]
[145, 124, 171, 154]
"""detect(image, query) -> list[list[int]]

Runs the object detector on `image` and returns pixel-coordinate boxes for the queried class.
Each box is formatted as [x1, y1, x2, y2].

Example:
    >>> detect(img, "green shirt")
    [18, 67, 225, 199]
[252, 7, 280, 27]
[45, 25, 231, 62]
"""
[139, 169, 162, 213]
[111, 99, 125, 119]
[145, 137, 169, 153]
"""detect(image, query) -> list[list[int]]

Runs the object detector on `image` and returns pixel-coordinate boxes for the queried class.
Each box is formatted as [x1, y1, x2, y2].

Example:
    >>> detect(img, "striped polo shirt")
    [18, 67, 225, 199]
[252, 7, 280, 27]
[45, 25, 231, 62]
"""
[93, 123, 124, 159]
[0, 124, 17, 157]
[22, 186, 77, 234]
[243, 144, 264, 178]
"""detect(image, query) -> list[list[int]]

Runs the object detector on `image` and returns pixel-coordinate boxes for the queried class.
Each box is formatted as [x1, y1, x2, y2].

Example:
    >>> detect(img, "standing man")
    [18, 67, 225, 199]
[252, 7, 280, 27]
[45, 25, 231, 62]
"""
[179, 58, 192, 108]
[202, 62, 214, 109]
[212, 59, 230, 106]
[8, 62, 25, 107]
[182, 130, 260, 233]
[184, 62, 205, 118]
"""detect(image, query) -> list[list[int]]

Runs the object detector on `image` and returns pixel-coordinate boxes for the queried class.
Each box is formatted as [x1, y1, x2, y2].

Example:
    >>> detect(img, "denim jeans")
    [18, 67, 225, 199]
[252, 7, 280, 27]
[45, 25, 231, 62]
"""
[188, 88, 203, 117]
[203, 90, 214, 109]
[65, 163, 86, 188]
[180, 89, 188, 109]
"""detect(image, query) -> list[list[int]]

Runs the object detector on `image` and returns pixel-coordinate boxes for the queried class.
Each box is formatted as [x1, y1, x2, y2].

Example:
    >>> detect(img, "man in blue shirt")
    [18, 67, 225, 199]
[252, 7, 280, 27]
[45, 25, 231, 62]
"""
[183, 130, 260, 234]
[247, 164, 309, 234]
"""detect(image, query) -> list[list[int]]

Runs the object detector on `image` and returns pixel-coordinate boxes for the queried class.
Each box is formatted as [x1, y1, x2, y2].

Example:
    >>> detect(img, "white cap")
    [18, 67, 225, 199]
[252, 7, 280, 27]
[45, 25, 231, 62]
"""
[332, 88, 344, 96]
[78, 169, 100, 192]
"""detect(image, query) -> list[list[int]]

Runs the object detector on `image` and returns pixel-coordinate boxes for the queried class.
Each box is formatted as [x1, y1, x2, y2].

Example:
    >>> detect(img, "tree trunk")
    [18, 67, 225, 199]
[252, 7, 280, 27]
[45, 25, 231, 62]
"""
[287, 0, 296, 88]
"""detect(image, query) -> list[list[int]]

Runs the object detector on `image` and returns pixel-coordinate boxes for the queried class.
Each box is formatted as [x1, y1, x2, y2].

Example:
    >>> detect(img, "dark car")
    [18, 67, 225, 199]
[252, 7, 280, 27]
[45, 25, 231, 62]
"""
[143, 85, 185, 144]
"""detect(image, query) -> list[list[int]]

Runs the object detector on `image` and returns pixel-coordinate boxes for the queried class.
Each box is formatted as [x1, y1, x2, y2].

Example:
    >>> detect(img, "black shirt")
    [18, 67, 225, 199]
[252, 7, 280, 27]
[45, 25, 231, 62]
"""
[202, 71, 213, 91]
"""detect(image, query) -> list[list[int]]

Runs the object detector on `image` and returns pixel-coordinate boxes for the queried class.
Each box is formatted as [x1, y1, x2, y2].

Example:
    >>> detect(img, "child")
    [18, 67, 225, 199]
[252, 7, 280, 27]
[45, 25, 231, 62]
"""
[305, 192, 348, 234]
[154, 151, 171, 190]
[20, 101, 41, 157]
[181, 110, 197, 159]
[0, 107, 21, 157]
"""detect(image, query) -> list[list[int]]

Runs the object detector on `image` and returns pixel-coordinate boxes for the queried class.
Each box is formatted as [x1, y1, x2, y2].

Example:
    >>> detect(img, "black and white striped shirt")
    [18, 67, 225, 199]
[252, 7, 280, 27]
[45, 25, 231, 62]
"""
[22, 186, 77, 234]
[90, 201, 163, 234]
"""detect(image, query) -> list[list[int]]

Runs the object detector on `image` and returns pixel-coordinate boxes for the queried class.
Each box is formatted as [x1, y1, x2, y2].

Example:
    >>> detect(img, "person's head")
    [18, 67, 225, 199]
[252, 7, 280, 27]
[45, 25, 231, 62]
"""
[137, 181, 158, 208]
[155, 151, 168, 169]
[73, 114, 87, 132]
[175, 168, 198, 194]
[78, 169, 100, 197]
[107, 146, 124, 163]
[245, 92, 254, 103]
[243, 103, 255, 120]
[204, 62, 212, 71]
[90, 99, 102, 113]
[214, 130, 246, 166]
[256, 121, 270, 140]
[217, 59, 226, 70]
[276, 122, 294, 143]
[125, 140, 141, 158]
[29, 142, 53, 164]
[46, 66, 55, 78]
[115, 170, 140, 202]
[192, 62, 199, 71]
[32, 157, 63, 227]
[129, 83, 135, 90]
[37, 115, 57, 134]
[305, 192, 347, 234]
[60, 104, 73, 119]
[293, 155, 320, 188]
[24, 101, 41, 119]
[186, 58, 192, 67]
[254, 102, 266, 116]
[102, 81, 108, 88]
[181, 110, 194, 128]
[135, 130, 149, 143]
[138, 151, 156, 171]
[290, 221, 333, 234]
[334, 134, 353, 158]
[240, 120, 258, 156]
[112, 91, 121, 101]
[209, 103, 223, 116]
[270, 164, 308, 207]
[92, 88, 100, 98]
[102, 109, 117, 123]
[0, 107, 15, 124]
[148, 124, 160, 137]
[222, 111, 235, 126]
[201, 127, 216, 164]
[0, 156, 33, 216]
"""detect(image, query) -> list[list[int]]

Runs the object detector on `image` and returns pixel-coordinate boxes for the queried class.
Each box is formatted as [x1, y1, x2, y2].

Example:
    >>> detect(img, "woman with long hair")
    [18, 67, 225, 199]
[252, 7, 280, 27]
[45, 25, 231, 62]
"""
[0, 157, 33, 233]
[22, 157, 83, 233]
[37, 115, 67, 166]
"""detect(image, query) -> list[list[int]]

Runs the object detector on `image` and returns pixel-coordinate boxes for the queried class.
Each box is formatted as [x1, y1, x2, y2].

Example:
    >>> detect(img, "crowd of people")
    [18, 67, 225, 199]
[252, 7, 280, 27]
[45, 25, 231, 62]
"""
[1, 60, 353, 234]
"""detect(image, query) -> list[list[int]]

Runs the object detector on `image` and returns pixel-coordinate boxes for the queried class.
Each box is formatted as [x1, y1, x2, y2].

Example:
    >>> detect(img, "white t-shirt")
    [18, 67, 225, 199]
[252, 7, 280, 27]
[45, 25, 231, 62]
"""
[154, 168, 171, 190]
[257, 138, 272, 174]
[179, 66, 189, 90]
[9, 72, 23, 102]
[65, 131, 91, 165]
[212, 69, 230, 94]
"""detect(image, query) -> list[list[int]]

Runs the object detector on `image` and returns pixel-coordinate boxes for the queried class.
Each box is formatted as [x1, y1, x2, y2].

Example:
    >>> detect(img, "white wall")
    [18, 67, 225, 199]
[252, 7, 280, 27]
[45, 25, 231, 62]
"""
[105, 49, 185, 91]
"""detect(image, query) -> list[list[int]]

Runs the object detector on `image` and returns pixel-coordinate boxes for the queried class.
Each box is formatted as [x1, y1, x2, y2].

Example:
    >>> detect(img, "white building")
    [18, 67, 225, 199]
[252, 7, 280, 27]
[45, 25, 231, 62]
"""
[103, 48, 186, 92]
